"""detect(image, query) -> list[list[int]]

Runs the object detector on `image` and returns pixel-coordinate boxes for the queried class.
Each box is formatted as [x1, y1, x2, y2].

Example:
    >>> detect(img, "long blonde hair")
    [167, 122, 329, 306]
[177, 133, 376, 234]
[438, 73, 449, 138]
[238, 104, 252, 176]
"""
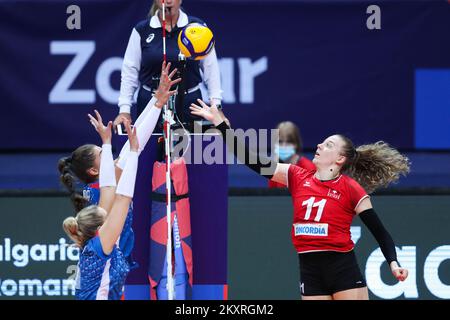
[62, 205, 104, 247]
[148, 1, 159, 17]
[338, 135, 411, 193]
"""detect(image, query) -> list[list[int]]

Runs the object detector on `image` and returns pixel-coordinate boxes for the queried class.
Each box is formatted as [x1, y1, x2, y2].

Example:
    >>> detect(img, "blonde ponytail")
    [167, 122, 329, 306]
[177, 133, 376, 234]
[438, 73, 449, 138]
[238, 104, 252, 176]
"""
[63, 216, 82, 247]
[62, 205, 105, 248]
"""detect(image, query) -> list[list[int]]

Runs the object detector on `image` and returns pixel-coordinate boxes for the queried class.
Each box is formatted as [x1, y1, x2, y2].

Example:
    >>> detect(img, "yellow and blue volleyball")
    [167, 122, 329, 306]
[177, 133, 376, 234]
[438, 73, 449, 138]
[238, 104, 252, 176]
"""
[177, 23, 215, 60]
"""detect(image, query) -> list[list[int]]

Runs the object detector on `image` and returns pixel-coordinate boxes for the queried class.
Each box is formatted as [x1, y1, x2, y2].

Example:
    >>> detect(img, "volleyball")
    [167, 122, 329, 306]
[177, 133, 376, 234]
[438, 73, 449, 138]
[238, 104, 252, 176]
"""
[177, 23, 215, 60]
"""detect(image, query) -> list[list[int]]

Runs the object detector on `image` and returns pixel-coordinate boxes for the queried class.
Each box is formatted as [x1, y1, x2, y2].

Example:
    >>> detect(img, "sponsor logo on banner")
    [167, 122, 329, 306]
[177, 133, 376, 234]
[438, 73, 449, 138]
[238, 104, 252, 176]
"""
[294, 223, 328, 236]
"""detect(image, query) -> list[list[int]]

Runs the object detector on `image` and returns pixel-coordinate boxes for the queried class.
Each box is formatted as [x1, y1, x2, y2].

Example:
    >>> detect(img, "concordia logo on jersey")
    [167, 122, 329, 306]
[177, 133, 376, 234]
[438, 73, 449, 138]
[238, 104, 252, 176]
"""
[294, 223, 328, 236]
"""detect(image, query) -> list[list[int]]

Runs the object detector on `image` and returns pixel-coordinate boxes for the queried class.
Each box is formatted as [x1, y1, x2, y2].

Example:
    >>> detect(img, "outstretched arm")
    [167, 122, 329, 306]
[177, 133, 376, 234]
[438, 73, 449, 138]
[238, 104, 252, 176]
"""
[99, 120, 139, 255]
[87, 110, 116, 213]
[190, 99, 283, 180]
[356, 197, 408, 282]
[115, 61, 181, 172]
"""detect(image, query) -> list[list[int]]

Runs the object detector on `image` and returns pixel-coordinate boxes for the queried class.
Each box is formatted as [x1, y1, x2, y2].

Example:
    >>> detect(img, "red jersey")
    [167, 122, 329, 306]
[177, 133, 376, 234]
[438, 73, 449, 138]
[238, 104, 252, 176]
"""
[287, 165, 368, 253]
[268, 156, 315, 188]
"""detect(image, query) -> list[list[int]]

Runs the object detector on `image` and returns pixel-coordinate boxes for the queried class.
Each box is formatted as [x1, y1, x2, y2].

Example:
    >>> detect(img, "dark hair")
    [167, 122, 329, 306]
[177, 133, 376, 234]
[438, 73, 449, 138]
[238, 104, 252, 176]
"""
[338, 135, 410, 194]
[277, 121, 303, 154]
[58, 144, 97, 212]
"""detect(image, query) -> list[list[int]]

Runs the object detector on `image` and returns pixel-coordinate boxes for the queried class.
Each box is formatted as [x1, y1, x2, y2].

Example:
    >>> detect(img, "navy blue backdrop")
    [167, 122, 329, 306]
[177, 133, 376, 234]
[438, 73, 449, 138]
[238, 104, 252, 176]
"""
[1, 0, 450, 150]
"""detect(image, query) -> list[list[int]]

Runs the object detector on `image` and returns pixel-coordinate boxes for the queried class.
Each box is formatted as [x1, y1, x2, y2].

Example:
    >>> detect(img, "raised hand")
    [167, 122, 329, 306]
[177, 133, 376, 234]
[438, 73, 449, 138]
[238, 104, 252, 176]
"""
[113, 113, 132, 134]
[88, 110, 113, 144]
[154, 61, 182, 109]
[123, 119, 139, 153]
[189, 99, 224, 126]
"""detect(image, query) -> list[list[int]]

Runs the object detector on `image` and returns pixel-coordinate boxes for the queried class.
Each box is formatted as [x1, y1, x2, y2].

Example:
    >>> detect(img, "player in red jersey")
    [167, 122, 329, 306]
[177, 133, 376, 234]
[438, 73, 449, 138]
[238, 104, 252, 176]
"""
[268, 121, 315, 188]
[190, 100, 410, 300]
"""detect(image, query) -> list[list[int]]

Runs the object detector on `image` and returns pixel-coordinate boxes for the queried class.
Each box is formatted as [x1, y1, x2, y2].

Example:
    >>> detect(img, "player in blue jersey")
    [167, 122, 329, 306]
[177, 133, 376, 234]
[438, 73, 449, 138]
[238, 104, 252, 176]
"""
[63, 117, 138, 300]
[58, 63, 180, 298]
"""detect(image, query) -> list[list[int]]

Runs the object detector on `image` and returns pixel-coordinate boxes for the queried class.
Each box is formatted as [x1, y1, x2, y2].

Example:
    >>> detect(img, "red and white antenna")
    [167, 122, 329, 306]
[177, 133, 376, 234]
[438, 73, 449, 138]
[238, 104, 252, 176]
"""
[161, 0, 175, 301]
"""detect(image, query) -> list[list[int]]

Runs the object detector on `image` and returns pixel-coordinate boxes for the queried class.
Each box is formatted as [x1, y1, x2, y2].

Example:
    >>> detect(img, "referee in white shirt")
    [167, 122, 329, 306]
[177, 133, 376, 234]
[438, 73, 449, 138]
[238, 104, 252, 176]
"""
[114, 0, 225, 129]
[112, 1, 229, 299]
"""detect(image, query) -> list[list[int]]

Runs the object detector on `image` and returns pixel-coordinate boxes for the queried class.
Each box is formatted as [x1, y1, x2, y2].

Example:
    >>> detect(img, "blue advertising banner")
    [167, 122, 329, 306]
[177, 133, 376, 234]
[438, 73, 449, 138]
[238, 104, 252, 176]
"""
[1, 0, 450, 150]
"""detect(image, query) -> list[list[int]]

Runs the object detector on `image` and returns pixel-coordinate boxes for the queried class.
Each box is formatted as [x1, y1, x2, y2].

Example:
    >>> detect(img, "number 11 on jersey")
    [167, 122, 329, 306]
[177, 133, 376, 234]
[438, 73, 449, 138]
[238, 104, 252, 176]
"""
[302, 197, 327, 222]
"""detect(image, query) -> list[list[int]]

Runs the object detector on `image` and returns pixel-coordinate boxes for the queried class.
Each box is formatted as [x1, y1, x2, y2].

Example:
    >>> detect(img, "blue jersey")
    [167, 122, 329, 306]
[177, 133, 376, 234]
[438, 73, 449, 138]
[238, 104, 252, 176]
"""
[75, 236, 130, 300]
[83, 183, 136, 267]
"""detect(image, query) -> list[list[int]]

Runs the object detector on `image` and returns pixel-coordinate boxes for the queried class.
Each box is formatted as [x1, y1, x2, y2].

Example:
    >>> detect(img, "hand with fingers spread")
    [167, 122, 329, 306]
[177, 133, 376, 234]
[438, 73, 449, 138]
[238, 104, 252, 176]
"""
[123, 119, 139, 153]
[153, 61, 182, 109]
[189, 99, 224, 126]
[88, 110, 113, 144]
